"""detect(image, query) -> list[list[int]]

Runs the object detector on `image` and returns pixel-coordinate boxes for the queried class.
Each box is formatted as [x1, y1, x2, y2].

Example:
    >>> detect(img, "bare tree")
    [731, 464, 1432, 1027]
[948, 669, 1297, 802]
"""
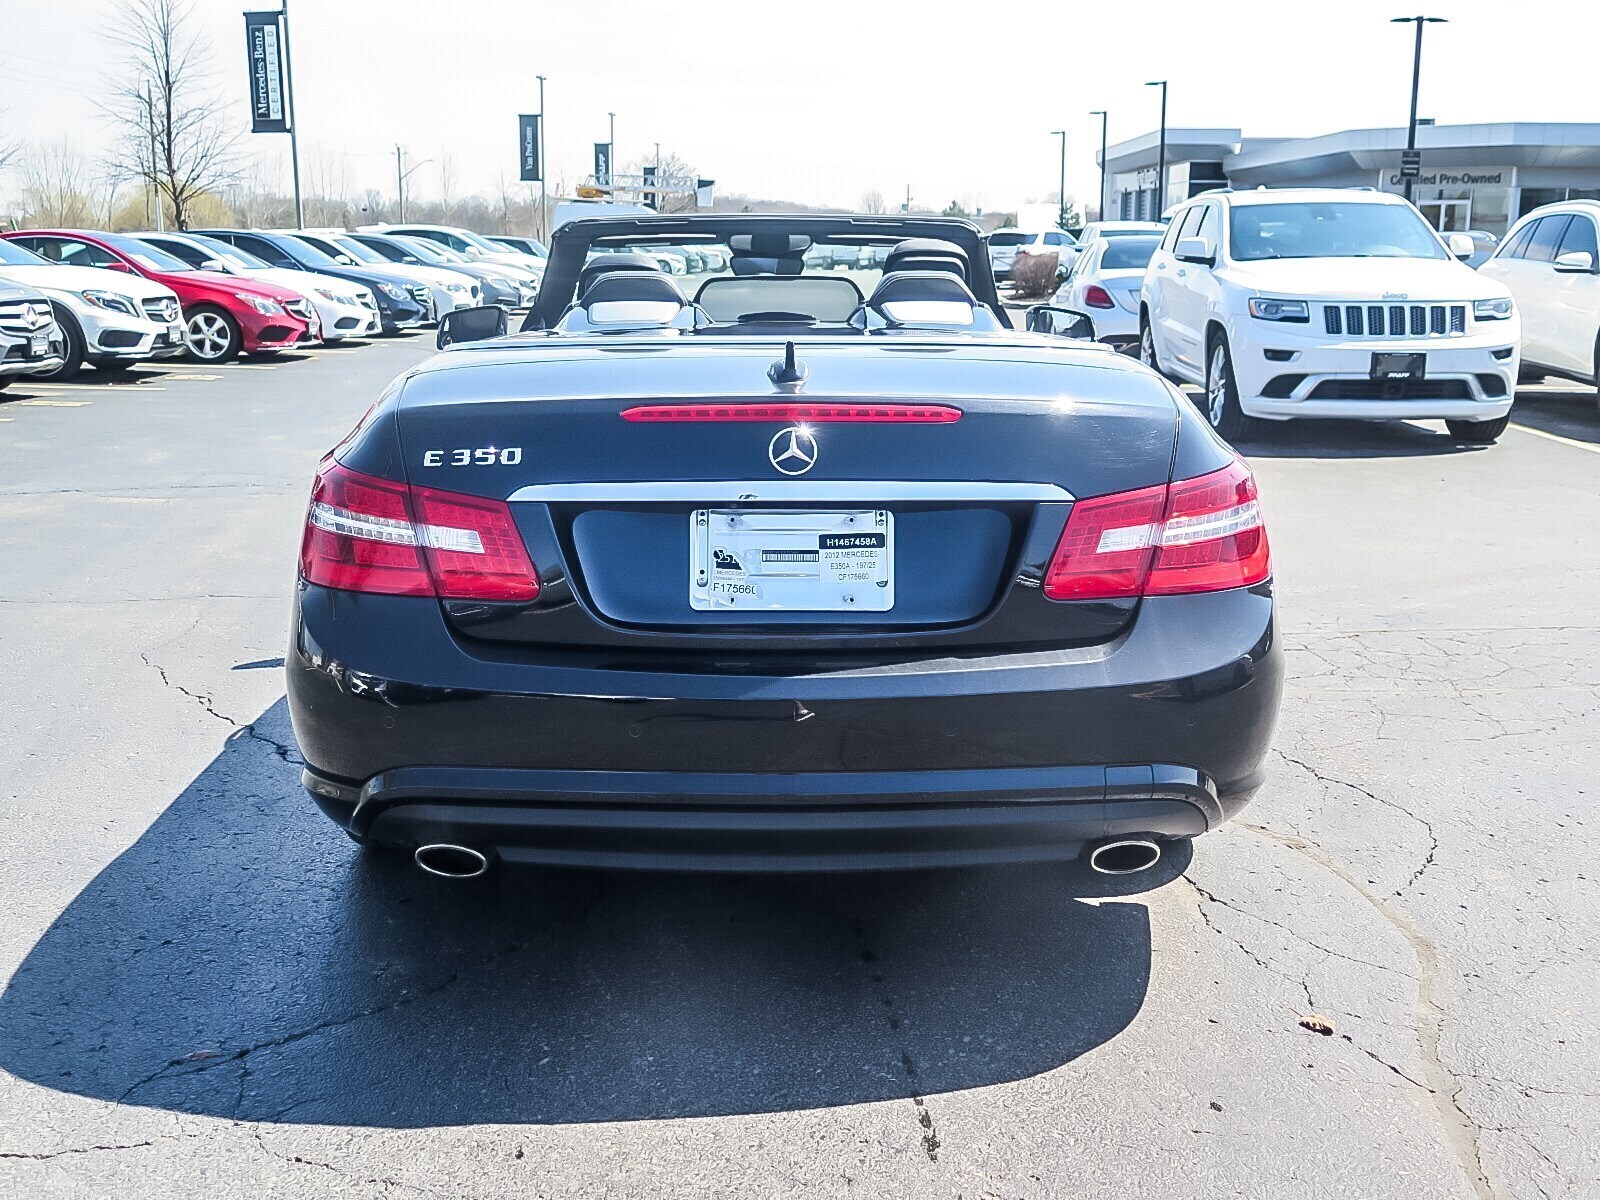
[104, 0, 240, 229]
[436, 151, 457, 223]
[17, 141, 102, 227]
[860, 189, 886, 215]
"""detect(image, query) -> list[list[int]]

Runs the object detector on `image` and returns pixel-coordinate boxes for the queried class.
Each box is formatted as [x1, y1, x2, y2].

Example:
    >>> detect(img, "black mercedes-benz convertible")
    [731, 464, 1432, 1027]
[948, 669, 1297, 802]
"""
[287, 214, 1281, 878]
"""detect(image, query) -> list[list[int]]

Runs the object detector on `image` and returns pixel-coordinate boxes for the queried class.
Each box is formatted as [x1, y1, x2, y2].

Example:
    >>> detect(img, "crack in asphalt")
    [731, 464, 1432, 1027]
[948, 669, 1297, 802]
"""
[849, 917, 941, 1163]
[0, 1134, 205, 1161]
[118, 938, 532, 1109]
[139, 652, 303, 765]
[1185, 877, 1316, 1012]
[249, 1130, 449, 1198]
[1239, 820, 1497, 1200]
[1272, 749, 1441, 897]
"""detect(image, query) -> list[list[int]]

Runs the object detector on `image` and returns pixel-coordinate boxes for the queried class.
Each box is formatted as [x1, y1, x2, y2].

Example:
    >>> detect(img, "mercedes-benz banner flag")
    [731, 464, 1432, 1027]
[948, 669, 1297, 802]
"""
[594, 143, 611, 185]
[518, 114, 542, 182]
[244, 11, 289, 134]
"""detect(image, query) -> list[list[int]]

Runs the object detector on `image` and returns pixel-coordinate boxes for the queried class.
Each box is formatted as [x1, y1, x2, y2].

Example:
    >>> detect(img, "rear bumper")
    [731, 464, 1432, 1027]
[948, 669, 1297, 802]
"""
[307, 762, 1223, 872]
[287, 583, 1282, 870]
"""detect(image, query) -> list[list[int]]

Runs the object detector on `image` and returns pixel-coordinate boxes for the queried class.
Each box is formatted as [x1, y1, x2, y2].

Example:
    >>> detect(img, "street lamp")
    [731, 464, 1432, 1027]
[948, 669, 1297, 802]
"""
[1051, 130, 1067, 228]
[395, 147, 432, 222]
[608, 110, 616, 185]
[1090, 110, 1108, 221]
[1391, 16, 1447, 202]
[1145, 81, 1167, 217]
[537, 74, 547, 241]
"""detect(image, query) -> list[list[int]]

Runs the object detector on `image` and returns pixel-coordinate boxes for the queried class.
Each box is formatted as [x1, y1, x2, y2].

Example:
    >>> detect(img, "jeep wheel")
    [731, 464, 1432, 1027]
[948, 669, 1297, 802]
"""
[1205, 335, 1259, 443]
[1445, 416, 1511, 444]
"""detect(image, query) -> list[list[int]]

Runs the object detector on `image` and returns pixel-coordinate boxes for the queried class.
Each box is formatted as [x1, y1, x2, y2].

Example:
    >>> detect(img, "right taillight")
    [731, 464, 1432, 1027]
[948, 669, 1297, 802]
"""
[300, 460, 539, 601]
[1043, 459, 1270, 601]
[1083, 284, 1115, 309]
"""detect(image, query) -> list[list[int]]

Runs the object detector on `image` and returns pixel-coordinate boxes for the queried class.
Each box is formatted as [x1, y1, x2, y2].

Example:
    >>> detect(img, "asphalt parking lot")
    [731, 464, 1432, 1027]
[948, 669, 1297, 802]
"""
[1, 335, 1597, 1199]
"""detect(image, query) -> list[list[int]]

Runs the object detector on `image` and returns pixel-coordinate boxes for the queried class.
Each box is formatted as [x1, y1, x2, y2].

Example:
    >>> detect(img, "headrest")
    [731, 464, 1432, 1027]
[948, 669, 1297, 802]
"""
[578, 253, 665, 300]
[883, 238, 968, 279]
[582, 271, 687, 309]
[862, 270, 995, 329]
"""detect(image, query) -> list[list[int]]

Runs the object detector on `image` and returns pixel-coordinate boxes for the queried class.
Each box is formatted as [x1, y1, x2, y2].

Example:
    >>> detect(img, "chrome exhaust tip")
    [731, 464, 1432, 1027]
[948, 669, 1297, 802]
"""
[1088, 838, 1162, 875]
[413, 843, 490, 879]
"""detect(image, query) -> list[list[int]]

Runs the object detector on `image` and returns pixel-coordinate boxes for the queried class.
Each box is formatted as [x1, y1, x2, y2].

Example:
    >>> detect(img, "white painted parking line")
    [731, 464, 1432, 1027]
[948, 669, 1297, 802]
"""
[16, 399, 93, 407]
[1510, 423, 1600, 456]
[20, 385, 164, 393]
[221, 364, 278, 370]
[158, 373, 221, 381]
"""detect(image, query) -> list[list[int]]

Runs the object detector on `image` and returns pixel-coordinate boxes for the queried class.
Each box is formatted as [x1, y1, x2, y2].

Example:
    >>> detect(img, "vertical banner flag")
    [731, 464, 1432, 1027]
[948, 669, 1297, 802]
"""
[518, 115, 542, 182]
[695, 178, 716, 208]
[641, 164, 656, 208]
[594, 143, 611, 185]
[244, 12, 289, 134]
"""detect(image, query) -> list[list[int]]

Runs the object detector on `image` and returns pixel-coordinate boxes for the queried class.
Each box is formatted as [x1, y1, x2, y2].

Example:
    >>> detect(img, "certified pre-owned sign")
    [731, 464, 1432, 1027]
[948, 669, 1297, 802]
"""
[244, 11, 289, 134]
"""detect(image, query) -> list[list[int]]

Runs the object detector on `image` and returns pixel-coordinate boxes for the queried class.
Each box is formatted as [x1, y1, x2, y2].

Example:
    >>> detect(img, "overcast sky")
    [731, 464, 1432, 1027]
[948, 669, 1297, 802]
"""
[1, 0, 1595, 215]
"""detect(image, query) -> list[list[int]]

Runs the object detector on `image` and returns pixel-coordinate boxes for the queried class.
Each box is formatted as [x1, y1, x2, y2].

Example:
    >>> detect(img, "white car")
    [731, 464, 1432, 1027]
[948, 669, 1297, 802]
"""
[388, 236, 540, 307]
[131, 231, 380, 342]
[1140, 187, 1520, 444]
[1057, 232, 1163, 351]
[285, 231, 478, 321]
[1013, 229, 1081, 279]
[359, 223, 547, 276]
[0, 237, 184, 379]
[1076, 220, 1167, 247]
[1477, 201, 1600, 403]
[0, 283, 66, 388]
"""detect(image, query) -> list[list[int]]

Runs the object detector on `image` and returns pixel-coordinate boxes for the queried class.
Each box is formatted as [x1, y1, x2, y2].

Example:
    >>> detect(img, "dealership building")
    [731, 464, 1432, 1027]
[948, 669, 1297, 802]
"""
[1098, 123, 1600, 236]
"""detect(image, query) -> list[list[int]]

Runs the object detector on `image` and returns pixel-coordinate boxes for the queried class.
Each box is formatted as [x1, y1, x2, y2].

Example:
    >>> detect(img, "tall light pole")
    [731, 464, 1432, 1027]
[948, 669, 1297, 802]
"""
[1090, 109, 1108, 221]
[1392, 16, 1446, 202]
[280, 0, 304, 228]
[607, 111, 616, 185]
[1145, 81, 1167, 218]
[536, 75, 547, 241]
[1051, 130, 1067, 227]
[395, 147, 431, 222]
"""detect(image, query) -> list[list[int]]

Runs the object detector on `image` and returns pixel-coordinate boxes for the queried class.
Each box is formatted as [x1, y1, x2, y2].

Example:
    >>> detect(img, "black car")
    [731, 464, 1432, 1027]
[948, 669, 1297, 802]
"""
[288, 215, 1282, 879]
[346, 232, 523, 309]
[191, 229, 428, 333]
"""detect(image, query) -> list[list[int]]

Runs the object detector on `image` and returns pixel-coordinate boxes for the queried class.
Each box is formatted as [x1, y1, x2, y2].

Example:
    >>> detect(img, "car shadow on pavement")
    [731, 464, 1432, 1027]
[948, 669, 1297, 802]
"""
[0, 699, 1178, 1128]
[1232, 417, 1488, 459]
[1507, 385, 1600, 445]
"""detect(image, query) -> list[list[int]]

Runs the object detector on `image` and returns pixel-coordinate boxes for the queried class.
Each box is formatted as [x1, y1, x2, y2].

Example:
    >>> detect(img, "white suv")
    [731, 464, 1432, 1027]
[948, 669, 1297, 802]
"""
[1140, 188, 1520, 443]
[1478, 200, 1600, 406]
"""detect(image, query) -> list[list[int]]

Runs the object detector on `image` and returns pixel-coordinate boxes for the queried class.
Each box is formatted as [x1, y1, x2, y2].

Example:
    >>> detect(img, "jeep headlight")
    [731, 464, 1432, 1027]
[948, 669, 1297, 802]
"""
[81, 289, 139, 316]
[1473, 297, 1513, 321]
[1247, 297, 1309, 323]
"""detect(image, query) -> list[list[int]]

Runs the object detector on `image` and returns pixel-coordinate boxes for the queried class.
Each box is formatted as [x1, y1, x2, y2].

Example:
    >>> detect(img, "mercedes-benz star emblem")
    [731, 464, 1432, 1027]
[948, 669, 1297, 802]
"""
[768, 426, 818, 475]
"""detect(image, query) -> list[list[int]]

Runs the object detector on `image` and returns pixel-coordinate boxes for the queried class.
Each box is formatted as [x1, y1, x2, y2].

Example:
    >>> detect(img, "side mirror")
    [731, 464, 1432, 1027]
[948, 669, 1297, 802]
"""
[200, 258, 229, 272]
[1175, 236, 1214, 265]
[104, 261, 135, 274]
[1446, 233, 1476, 261]
[1554, 250, 1596, 273]
[436, 304, 507, 349]
[334, 255, 355, 266]
[1025, 305, 1097, 341]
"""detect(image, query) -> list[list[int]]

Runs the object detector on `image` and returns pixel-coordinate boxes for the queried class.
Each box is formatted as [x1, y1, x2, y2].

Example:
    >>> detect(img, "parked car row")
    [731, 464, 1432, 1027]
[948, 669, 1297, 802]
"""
[0, 223, 547, 380]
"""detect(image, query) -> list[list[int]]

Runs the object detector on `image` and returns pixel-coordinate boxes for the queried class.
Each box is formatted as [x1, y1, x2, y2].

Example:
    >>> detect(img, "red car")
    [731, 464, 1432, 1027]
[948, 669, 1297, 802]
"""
[1, 229, 317, 363]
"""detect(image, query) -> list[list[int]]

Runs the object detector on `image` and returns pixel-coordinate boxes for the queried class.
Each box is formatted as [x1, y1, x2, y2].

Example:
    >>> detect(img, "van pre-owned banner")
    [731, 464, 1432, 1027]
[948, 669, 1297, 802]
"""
[244, 11, 289, 134]
[518, 114, 541, 182]
[593, 143, 611, 185]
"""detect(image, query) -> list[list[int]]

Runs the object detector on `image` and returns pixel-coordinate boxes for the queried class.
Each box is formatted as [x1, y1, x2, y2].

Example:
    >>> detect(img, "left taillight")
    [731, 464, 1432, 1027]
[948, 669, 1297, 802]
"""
[1042, 459, 1270, 601]
[300, 460, 539, 601]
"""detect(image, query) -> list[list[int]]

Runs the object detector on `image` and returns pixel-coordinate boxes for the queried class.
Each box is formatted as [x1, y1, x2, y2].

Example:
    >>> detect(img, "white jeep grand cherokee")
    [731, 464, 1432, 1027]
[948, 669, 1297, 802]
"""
[1140, 187, 1520, 443]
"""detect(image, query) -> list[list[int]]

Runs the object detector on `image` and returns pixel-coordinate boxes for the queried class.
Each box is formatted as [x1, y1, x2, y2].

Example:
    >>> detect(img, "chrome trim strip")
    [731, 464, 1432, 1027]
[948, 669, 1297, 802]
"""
[508, 480, 1075, 503]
